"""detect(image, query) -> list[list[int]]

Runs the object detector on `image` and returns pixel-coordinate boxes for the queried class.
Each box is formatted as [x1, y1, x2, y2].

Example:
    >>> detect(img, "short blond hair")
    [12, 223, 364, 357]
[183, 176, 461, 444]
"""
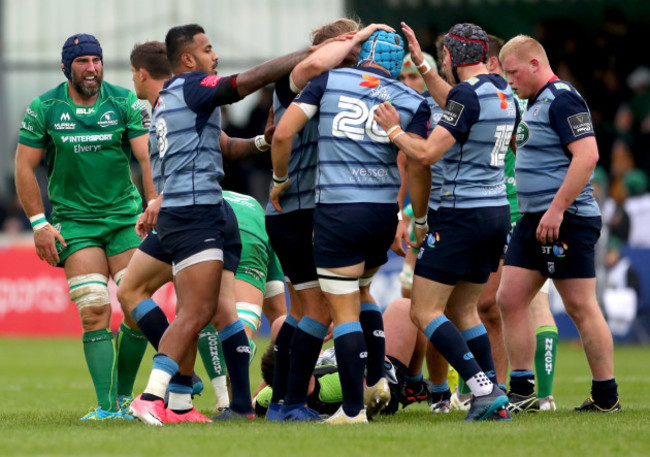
[499, 35, 549, 66]
[311, 18, 361, 45]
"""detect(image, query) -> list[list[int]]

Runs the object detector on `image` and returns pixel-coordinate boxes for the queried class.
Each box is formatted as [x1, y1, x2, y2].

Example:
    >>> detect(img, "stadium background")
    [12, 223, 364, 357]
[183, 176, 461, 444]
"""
[0, 0, 648, 342]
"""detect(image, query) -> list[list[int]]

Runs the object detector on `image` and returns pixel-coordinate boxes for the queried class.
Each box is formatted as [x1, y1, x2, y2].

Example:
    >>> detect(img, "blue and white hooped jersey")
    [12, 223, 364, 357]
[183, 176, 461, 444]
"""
[436, 73, 519, 209]
[151, 71, 240, 208]
[295, 66, 430, 204]
[515, 78, 599, 217]
[265, 75, 318, 215]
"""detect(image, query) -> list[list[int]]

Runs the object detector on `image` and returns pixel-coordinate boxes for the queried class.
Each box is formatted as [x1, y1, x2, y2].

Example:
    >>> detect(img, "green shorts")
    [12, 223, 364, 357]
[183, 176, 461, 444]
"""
[235, 230, 270, 293]
[53, 213, 141, 265]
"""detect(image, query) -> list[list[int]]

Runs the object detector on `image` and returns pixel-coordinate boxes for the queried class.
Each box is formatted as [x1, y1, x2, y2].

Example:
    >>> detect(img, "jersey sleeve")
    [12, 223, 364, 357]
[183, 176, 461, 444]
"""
[294, 72, 328, 107]
[17, 98, 48, 148]
[404, 99, 431, 138]
[548, 90, 595, 146]
[184, 72, 242, 113]
[437, 84, 480, 143]
[125, 92, 150, 139]
[275, 75, 297, 108]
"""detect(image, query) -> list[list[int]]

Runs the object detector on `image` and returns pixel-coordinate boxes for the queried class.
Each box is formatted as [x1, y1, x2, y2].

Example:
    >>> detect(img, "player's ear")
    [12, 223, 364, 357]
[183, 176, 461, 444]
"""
[61, 63, 66, 74]
[181, 52, 194, 69]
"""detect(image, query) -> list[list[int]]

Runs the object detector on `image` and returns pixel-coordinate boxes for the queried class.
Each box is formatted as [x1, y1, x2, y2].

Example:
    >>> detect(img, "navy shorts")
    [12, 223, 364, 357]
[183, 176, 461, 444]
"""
[138, 230, 172, 265]
[266, 209, 317, 285]
[222, 200, 242, 273]
[414, 205, 510, 285]
[504, 211, 601, 278]
[157, 204, 226, 268]
[313, 203, 398, 270]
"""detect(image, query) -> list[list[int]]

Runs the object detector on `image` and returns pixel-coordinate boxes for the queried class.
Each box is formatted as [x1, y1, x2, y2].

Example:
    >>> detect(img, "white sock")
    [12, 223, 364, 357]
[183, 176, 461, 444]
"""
[211, 375, 230, 408]
[143, 368, 173, 399]
[466, 372, 493, 397]
[168, 392, 193, 411]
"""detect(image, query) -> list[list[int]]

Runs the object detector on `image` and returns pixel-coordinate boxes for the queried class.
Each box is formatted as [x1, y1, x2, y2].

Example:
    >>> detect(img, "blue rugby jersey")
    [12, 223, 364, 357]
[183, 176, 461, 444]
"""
[436, 74, 519, 209]
[295, 66, 430, 204]
[423, 90, 452, 212]
[151, 72, 240, 208]
[514, 78, 599, 217]
[265, 75, 319, 215]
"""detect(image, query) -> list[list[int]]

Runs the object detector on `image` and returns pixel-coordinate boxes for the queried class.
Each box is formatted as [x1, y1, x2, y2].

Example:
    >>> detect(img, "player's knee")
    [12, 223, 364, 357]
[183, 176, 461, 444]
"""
[237, 301, 262, 333]
[69, 274, 112, 330]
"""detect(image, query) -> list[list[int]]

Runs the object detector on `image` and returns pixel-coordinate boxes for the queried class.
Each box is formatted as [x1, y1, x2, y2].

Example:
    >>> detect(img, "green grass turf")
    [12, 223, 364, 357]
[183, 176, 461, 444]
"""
[0, 338, 649, 457]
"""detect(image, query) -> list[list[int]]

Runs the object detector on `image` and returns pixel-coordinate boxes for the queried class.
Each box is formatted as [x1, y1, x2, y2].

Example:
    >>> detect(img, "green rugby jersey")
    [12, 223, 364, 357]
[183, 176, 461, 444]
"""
[506, 93, 528, 224]
[18, 81, 150, 221]
[223, 190, 269, 243]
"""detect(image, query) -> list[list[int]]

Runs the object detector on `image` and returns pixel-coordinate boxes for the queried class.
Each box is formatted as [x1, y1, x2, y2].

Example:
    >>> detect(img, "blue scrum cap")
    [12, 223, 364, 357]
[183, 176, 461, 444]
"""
[358, 31, 405, 79]
[61, 34, 103, 80]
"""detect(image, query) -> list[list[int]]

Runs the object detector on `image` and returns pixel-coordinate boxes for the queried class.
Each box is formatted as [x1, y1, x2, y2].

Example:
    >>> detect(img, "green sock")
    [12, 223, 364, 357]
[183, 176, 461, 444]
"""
[115, 322, 148, 397]
[459, 377, 471, 395]
[198, 324, 227, 379]
[82, 329, 118, 411]
[535, 325, 558, 398]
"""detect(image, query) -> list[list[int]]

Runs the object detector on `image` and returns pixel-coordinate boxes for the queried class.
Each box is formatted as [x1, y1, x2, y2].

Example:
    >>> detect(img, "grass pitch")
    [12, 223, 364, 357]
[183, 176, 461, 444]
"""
[0, 338, 648, 457]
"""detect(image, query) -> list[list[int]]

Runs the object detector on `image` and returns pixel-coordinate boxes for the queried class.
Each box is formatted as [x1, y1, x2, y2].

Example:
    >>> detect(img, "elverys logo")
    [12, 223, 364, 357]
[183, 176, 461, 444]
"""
[516, 121, 530, 148]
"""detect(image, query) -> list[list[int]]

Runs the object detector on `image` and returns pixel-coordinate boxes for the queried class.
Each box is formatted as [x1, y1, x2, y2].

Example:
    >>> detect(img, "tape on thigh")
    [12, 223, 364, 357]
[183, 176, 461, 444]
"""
[316, 268, 359, 295]
[68, 273, 110, 310]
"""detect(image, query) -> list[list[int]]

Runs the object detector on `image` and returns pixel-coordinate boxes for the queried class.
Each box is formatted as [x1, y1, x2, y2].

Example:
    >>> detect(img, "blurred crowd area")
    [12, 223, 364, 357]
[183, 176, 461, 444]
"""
[3, 8, 650, 254]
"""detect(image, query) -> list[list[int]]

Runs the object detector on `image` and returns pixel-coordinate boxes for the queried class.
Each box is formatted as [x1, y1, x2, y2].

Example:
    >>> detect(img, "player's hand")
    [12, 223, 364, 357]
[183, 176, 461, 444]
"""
[137, 195, 162, 237]
[34, 224, 66, 266]
[270, 179, 291, 212]
[410, 223, 428, 249]
[536, 207, 563, 244]
[310, 33, 355, 52]
[355, 23, 396, 43]
[390, 217, 410, 257]
[374, 102, 401, 133]
[264, 107, 275, 145]
[401, 22, 425, 67]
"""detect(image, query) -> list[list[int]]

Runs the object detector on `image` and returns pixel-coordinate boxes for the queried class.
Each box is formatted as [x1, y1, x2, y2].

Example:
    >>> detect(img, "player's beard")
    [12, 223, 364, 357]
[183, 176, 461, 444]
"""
[72, 70, 103, 97]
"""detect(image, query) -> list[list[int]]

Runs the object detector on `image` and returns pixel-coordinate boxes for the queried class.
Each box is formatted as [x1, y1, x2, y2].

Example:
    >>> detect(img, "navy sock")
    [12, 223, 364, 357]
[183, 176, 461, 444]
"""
[359, 302, 386, 387]
[424, 316, 482, 384]
[509, 370, 535, 396]
[462, 325, 498, 386]
[285, 317, 327, 406]
[333, 322, 366, 417]
[270, 315, 298, 403]
[220, 321, 253, 414]
[130, 298, 169, 350]
[592, 378, 618, 408]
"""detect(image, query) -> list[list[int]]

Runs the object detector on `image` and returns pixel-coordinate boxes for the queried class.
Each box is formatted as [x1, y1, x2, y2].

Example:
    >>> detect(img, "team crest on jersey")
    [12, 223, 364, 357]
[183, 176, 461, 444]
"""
[200, 75, 222, 87]
[360, 74, 380, 88]
[98, 110, 119, 127]
[516, 121, 530, 148]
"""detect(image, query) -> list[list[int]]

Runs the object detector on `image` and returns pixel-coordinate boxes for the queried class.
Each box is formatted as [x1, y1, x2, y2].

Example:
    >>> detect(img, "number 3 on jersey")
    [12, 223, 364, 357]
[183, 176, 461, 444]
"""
[332, 96, 389, 143]
[155, 117, 168, 158]
[490, 124, 514, 167]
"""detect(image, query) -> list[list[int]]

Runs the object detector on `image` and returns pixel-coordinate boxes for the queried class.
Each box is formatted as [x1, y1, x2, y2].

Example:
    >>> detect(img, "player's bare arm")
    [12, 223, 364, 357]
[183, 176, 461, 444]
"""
[269, 102, 311, 212]
[374, 102, 456, 165]
[15, 143, 66, 264]
[401, 22, 451, 107]
[130, 133, 157, 203]
[405, 151, 431, 248]
[536, 136, 599, 244]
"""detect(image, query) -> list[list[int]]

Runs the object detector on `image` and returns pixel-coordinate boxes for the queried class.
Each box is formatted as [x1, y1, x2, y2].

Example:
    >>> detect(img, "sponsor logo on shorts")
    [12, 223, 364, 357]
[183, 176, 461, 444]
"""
[463, 352, 474, 361]
[426, 232, 440, 248]
[553, 241, 568, 258]
[441, 100, 464, 126]
[547, 262, 555, 274]
[359, 352, 368, 359]
[568, 112, 593, 137]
